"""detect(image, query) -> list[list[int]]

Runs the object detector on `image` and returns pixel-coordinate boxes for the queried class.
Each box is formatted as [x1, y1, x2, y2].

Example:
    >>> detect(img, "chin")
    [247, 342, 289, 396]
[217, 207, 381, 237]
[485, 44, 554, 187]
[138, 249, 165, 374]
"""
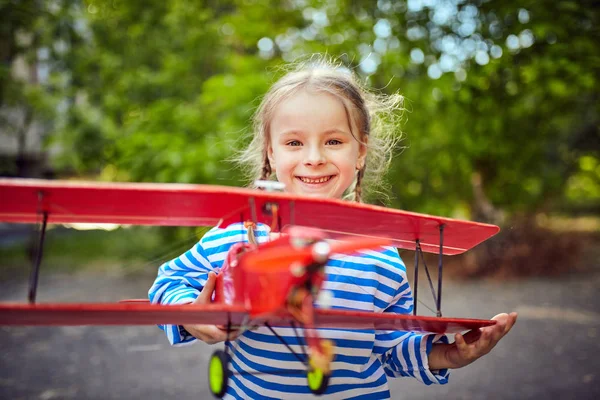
[297, 191, 329, 198]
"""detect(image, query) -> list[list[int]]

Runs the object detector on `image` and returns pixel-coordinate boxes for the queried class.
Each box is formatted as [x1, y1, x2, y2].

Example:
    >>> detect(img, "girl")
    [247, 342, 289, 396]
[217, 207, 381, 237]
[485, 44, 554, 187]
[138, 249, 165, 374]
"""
[149, 59, 517, 399]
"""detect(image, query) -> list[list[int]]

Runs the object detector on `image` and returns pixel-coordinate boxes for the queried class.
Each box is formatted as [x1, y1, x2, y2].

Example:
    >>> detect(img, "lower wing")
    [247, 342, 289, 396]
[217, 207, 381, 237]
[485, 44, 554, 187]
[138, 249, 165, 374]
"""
[0, 301, 494, 333]
[0, 302, 249, 326]
[314, 308, 495, 333]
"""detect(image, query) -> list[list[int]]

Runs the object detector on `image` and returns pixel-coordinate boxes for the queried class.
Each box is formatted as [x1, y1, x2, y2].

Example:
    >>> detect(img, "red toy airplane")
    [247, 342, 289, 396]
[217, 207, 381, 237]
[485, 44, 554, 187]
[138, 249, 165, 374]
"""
[0, 178, 500, 397]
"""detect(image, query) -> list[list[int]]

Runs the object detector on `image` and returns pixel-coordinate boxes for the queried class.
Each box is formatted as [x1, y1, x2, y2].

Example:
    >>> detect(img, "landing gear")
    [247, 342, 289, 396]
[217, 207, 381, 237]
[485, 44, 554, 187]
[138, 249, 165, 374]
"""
[307, 367, 330, 395]
[209, 350, 230, 398]
[307, 338, 333, 396]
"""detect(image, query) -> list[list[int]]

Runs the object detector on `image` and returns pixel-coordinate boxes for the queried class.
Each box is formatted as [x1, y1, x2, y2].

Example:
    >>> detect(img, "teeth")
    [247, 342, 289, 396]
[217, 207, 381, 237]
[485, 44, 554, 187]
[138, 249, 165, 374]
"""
[299, 176, 331, 184]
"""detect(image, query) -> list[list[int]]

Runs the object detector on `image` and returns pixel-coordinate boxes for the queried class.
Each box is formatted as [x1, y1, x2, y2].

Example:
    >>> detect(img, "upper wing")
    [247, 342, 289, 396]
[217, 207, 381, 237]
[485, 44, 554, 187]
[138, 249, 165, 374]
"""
[0, 178, 499, 254]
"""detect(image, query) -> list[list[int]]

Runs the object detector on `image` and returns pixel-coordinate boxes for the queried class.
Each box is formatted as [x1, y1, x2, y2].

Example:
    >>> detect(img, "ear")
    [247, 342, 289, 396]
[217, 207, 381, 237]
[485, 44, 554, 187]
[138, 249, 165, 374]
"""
[356, 136, 368, 170]
[267, 143, 276, 169]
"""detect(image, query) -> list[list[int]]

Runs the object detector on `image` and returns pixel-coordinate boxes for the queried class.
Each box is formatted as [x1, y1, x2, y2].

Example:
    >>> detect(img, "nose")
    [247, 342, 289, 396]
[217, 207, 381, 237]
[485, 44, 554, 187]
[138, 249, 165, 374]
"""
[303, 144, 326, 166]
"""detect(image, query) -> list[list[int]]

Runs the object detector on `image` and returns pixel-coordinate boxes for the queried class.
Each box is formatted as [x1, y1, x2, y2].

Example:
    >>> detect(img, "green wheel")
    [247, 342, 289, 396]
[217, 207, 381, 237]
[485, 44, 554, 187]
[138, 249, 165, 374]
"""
[307, 367, 330, 396]
[209, 350, 230, 398]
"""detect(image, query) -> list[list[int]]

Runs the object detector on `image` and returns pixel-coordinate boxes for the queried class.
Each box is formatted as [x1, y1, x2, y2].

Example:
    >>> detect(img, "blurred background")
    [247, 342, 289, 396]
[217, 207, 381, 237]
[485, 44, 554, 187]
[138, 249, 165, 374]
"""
[0, 0, 598, 399]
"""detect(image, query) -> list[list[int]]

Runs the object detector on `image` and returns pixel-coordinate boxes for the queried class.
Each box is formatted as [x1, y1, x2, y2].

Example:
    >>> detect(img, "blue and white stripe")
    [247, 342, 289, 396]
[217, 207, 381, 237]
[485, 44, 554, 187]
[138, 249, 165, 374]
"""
[149, 223, 449, 399]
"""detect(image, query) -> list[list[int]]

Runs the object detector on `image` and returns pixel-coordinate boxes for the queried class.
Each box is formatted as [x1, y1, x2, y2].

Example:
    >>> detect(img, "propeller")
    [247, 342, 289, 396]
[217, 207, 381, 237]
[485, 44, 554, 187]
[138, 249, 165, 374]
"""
[242, 236, 390, 273]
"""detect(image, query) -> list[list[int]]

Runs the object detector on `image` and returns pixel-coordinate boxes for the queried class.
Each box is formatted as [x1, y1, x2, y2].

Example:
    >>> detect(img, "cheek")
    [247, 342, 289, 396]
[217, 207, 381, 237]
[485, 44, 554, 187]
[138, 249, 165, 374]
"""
[272, 156, 294, 182]
[334, 151, 359, 171]
[274, 169, 285, 183]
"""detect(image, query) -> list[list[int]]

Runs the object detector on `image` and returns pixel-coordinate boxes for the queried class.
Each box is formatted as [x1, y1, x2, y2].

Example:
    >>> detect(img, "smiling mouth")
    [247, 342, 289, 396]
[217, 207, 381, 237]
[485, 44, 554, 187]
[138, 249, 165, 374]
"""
[297, 175, 335, 184]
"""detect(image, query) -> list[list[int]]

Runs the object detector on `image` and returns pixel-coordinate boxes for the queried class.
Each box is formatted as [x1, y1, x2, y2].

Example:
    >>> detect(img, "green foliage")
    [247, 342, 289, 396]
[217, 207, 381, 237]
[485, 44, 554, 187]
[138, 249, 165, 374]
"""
[0, 225, 193, 280]
[3, 0, 598, 221]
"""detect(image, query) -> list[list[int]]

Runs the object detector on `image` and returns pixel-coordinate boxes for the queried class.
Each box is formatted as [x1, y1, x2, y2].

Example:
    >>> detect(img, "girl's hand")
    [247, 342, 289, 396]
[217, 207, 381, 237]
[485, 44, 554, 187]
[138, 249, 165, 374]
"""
[441, 312, 518, 369]
[182, 272, 240, 345]
[269, 232, 282, 241]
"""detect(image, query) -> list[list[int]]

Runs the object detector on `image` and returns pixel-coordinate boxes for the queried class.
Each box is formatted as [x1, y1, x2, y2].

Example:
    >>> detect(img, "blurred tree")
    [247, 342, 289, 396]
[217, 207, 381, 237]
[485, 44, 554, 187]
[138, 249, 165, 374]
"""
[378, 0, 600, 220]
[47, 0, 278, 185]
[0, 0, 59, 176]
[6, 0, 598, 222]
[284, 0, 599, 220]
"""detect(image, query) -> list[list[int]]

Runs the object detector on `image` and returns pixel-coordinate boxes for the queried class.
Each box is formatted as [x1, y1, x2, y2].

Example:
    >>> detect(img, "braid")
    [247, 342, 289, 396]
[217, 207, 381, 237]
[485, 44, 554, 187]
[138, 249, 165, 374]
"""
[259, 153, 272, 181]
[354, 166, 366, 202]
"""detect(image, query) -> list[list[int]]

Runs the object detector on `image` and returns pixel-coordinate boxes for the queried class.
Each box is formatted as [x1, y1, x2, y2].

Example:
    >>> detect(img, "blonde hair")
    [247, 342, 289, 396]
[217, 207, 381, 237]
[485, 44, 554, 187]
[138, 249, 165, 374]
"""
[236, 57, 403, 203]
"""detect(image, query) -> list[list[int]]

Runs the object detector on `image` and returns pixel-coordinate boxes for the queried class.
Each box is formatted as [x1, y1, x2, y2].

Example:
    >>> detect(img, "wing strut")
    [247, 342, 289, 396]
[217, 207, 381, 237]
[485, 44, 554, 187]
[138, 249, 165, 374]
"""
[413, 241, 420, 315]
[265, 322, 308, 366]
[28, 191, 48, 304]
[437, 224, 445, 317]
[412, 224, 445, 318]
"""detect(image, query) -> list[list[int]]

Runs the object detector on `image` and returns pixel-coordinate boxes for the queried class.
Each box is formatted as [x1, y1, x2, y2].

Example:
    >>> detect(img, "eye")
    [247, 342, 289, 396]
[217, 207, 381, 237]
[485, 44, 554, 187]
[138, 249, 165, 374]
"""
[326, 139, 342, 145]
[286, 140, 302, 147]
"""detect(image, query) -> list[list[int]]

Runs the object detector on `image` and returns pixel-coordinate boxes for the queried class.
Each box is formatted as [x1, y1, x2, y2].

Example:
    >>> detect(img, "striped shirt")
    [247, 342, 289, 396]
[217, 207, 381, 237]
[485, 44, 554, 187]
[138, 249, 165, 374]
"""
[149, 223, 449, 399]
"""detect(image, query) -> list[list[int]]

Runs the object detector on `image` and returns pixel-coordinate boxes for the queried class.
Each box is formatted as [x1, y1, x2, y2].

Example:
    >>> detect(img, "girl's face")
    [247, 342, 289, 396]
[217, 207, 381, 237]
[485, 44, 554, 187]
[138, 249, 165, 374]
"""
[268, 89, 367, 199]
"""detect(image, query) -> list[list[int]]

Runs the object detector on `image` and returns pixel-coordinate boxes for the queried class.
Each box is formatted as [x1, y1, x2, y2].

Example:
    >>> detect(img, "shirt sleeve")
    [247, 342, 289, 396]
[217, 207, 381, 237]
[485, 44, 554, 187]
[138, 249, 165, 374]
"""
[372, 252, 450, 385]
[148, 223, 270, 346]
[376, 330, 450, 385]
[148, 239, 213, 346]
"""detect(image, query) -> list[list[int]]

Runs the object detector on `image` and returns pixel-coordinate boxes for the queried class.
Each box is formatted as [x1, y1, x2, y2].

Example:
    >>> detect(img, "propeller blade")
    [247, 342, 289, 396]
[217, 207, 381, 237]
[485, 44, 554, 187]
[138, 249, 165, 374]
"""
[242, 237, 390, 273]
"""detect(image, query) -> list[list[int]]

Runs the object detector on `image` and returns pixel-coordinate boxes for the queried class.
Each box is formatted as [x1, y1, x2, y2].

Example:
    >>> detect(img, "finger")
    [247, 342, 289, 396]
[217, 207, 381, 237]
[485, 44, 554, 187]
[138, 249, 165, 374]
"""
[211, 326, 241, 342]
[504, 312, 518, 334]
[489, 324, 504, 343]
[216, 325, 241, 338]
[455, 333, 469, 355]
[491, 312, 517, 338]
[455, 332, 464, 344]
[458, 333, 479, 361]
[462, 328, 482, 344]
[220, 329, 241, 341]
[491, 312, 511, 324]
[189, 324, 238, 344]
[269, 232, 281, 241]
[489, 317, 507, 342]
[476, 327, 493, 352]
[196, 272, 217, 304]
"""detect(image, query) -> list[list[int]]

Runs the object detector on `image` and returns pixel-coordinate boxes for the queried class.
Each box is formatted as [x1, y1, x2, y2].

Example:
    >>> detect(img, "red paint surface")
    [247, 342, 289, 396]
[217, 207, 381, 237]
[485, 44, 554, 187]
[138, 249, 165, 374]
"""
[0, 303, 495, 333]
[0, 180, 499, 332]
[0, 178, 499, 255]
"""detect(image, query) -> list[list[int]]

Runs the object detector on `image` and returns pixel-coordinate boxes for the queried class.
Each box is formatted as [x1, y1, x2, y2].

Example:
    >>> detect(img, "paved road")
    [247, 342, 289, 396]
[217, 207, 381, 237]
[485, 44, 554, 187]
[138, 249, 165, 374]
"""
[1, 266, 599, 400]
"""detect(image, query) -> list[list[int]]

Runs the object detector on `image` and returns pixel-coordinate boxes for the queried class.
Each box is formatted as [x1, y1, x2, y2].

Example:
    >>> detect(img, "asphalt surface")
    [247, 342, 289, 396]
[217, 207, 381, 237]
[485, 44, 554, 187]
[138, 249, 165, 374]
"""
[0, 264, 599, 400]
